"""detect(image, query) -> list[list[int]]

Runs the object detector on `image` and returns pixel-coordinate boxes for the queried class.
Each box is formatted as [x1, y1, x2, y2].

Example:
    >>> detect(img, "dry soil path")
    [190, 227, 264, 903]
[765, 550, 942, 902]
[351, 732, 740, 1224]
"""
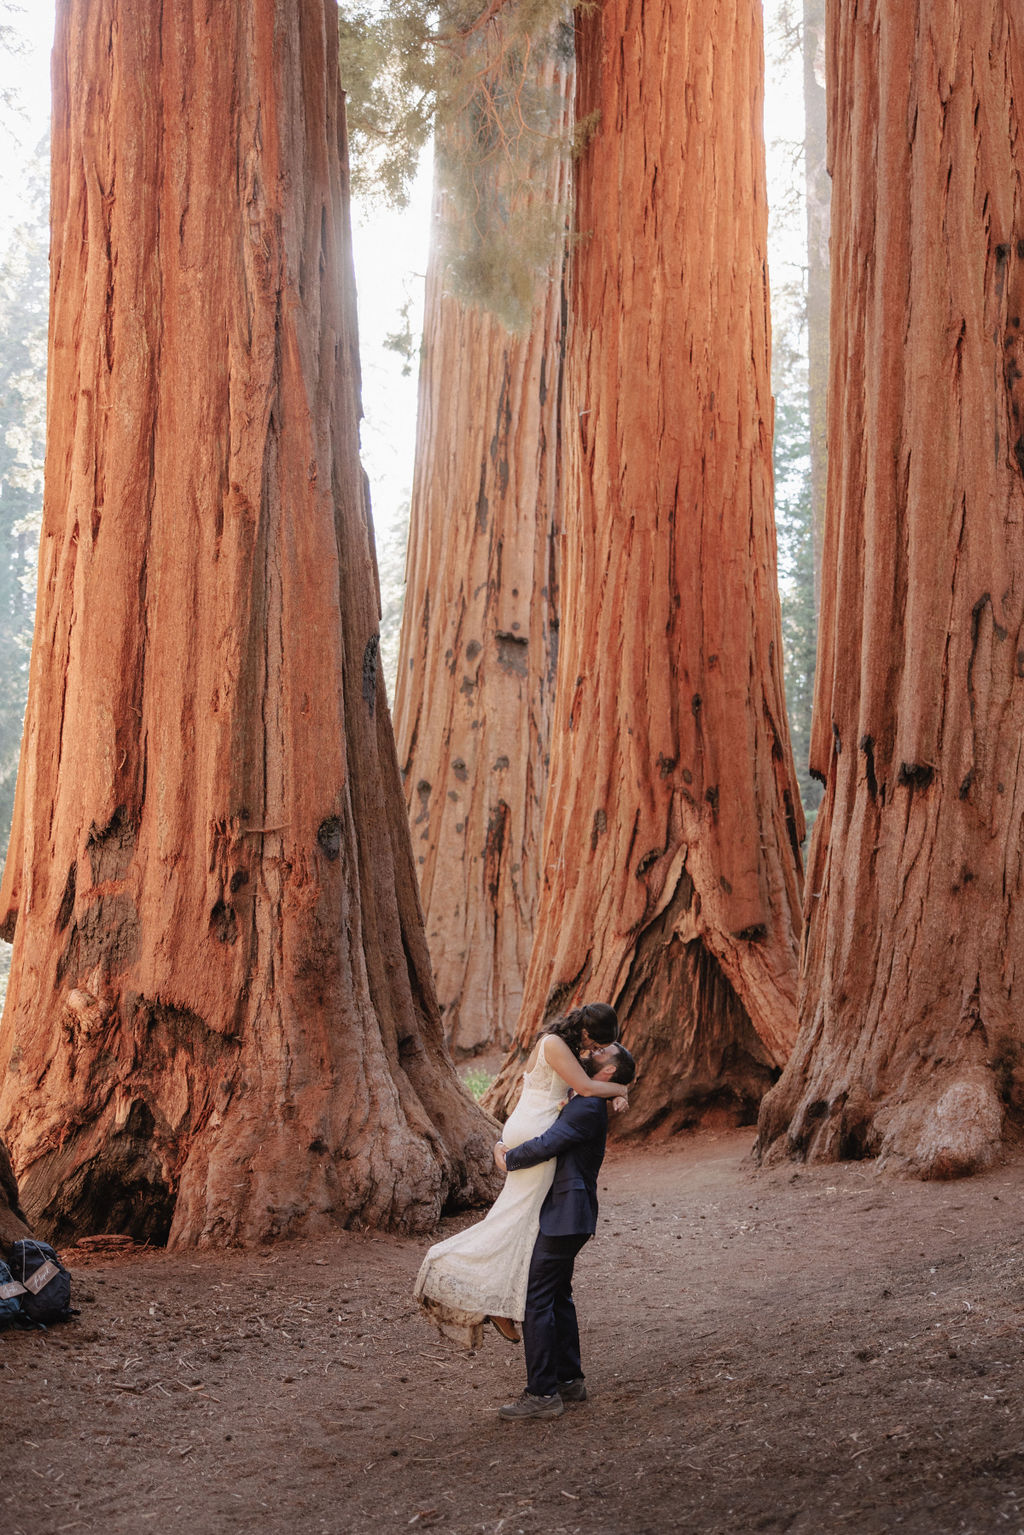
[3, 1130, 1024, 1534]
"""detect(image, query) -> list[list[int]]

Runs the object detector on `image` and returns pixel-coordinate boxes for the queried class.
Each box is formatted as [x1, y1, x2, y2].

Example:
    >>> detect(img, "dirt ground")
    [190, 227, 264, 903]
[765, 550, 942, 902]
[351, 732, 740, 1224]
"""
[3, 1129, 1024, 1535]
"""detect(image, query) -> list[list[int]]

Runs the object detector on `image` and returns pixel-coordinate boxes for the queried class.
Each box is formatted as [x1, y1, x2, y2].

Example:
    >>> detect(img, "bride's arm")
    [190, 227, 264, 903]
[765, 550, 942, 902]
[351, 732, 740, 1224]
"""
[543, 1035, 627, 1099]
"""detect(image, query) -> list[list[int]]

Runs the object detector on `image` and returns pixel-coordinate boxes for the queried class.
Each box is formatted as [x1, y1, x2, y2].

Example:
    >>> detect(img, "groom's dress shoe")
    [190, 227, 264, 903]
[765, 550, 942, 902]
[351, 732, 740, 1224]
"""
[497, 1391, 565, 1421]
[488, 1315, 521, 1343]
[557, 1378, 587, 1404]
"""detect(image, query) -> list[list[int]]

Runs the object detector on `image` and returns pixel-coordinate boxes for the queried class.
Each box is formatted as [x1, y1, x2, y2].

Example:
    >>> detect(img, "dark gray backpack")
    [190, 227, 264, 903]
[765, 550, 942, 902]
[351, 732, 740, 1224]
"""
[0, 1257, 24, 1326]
[8, 1240, 73, 1324]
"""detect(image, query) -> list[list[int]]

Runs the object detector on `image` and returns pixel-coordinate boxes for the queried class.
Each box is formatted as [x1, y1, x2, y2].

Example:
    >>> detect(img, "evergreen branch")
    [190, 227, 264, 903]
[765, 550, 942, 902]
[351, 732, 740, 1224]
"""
[430, 0, 517, 48]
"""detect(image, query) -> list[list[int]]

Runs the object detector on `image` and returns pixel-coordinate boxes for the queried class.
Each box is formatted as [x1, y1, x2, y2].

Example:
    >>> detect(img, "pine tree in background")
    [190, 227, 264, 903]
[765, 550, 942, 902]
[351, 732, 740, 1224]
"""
[771, 281, 822, 835]
[0, 1, 28, 116]
[764, 0, 826, 838]
[376, 498, 410, 704]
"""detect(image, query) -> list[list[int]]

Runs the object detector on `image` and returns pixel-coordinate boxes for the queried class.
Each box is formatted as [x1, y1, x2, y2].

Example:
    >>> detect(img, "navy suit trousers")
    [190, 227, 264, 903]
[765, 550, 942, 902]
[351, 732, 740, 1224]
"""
[523, 1232, 590, 1398]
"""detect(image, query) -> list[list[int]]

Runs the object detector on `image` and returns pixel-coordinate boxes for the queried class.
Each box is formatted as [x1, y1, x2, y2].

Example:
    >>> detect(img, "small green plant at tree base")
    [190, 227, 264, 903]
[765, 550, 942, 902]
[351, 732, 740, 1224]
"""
[460, 1065, 495, 1102]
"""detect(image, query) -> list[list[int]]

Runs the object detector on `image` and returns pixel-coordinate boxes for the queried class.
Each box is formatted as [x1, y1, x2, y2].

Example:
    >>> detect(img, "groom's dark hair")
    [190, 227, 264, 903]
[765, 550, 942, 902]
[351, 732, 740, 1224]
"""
[606, 1043, 636, 1087]
[581, 1042, 636, 1085]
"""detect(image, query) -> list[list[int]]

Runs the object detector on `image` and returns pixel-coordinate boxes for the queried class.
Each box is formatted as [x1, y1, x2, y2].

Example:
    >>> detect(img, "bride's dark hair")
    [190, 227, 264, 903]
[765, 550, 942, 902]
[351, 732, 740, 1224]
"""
[541, 1001, 620, 1058]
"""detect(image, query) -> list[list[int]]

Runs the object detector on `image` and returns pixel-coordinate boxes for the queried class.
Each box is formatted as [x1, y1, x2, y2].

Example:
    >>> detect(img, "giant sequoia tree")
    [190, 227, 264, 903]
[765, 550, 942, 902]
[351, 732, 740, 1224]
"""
[0, 149, 48, 858]
[393, 49, 571, 1057]
[803, 0, 829, 607]
[489, 0, 805, 1130]
[758, 0, 1024, 1176]
[0, 1134, 31, 1249]
[0, 0, 496, 1247]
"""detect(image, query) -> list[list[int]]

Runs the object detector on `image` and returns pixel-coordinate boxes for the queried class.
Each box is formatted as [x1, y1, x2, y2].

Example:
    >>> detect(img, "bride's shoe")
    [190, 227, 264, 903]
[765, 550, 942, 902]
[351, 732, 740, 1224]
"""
[488, 1315, 521, 1343]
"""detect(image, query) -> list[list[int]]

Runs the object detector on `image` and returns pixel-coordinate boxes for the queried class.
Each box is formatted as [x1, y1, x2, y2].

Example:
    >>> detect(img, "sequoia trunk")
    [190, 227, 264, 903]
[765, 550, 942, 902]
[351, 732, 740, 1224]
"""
[488, 0, 804, 1130]
[758, 1, 1024, 1176]
[804, 0, 829, 609]
[0, 1136, 31, 1249]
[392, 56, 570, 1057]
[0, 0, 496, 1247]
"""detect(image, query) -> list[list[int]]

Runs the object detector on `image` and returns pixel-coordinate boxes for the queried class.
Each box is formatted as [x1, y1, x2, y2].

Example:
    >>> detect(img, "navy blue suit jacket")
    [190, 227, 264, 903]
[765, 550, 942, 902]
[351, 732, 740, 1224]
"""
[503, 1094, 609, 1237]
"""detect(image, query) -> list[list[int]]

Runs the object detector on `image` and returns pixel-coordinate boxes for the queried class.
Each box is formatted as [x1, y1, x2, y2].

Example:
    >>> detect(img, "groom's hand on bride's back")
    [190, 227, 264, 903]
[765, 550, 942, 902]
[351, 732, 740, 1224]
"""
[493, 1140, 509, 1172]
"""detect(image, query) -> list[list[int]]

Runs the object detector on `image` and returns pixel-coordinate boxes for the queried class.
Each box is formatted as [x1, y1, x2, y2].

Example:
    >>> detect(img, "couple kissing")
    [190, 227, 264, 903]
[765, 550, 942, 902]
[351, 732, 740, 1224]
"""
[414, 1002, 636, 1420]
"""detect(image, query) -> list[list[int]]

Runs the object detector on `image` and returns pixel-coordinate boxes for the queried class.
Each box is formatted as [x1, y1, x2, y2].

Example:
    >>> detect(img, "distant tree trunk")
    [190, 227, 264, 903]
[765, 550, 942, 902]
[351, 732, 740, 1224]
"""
[488, 0, 804, 1131]
[803, 0, 829, 611]
[0, 1134, 31, 1250]
[0, 0, 496, 1248]
[392, 55, 570, 1058]
[758, 1, 1024, 1177]
[0, 156, 48, 860]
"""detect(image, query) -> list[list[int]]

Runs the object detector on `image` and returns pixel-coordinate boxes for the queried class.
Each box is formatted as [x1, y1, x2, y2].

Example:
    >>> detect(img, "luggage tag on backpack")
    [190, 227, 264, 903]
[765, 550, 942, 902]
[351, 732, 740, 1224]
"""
[21, 1261, 59, 1294]
[0, 1279, 26, 1300]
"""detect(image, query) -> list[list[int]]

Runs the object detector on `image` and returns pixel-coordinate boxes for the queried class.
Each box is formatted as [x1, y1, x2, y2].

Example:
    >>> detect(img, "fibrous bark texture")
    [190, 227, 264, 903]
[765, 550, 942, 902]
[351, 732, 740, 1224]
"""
[758, 1, 1024, 1177]
[487, 0, 804, 1131]
[0, 0, 496, 1248]
[0, 1134, 32, 1250]
[392, 57, 570, 1057]
[804, 0, 830, 607]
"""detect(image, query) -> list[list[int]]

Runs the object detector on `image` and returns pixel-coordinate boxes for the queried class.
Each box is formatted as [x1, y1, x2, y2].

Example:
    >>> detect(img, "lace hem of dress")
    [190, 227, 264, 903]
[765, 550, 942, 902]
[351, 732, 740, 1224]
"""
[416, 1293, 487, 1351]
[413, 1247, 532, 1322]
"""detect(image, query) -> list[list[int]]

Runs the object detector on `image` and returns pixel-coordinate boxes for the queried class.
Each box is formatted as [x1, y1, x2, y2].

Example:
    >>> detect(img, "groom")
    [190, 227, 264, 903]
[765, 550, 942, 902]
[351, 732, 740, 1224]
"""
[493, 1040, 636, 1421]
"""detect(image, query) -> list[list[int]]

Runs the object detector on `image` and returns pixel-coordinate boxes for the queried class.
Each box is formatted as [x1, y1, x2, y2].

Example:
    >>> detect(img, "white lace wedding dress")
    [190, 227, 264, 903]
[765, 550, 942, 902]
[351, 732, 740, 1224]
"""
[414, 1036, 567, 1347]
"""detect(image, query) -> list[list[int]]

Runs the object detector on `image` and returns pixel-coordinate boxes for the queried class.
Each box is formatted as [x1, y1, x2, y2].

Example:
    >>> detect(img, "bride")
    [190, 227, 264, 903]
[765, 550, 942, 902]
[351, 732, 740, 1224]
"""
[414, 1002, 628, 1348]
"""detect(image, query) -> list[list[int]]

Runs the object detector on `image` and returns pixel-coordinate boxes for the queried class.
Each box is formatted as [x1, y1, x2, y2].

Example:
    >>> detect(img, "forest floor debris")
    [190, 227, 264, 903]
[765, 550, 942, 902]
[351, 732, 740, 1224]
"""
[3, 1129, 1024, 1534]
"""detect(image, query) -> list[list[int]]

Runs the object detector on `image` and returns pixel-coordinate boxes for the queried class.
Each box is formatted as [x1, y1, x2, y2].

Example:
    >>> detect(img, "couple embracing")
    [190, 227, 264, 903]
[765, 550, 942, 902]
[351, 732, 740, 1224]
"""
[415, 1003, 636, 1420]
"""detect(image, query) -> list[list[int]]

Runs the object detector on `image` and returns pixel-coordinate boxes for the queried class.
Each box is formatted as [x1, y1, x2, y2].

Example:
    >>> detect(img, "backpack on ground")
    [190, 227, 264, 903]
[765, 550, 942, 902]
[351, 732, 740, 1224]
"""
[0, 1257, 25, 1327]
[8, 1239, 73, 1324]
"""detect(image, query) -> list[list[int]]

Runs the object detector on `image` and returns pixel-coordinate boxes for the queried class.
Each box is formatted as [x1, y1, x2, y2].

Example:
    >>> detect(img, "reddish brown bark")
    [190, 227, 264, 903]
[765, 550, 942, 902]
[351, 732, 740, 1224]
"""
[804, 0, 830, 610]
[758, 1, 1024, 1176]
[0, 0, 496, 1247]
[392, 58, 570, 1057]
[488, 0, 804, 1131]
[0, 1135, 31, 1250]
